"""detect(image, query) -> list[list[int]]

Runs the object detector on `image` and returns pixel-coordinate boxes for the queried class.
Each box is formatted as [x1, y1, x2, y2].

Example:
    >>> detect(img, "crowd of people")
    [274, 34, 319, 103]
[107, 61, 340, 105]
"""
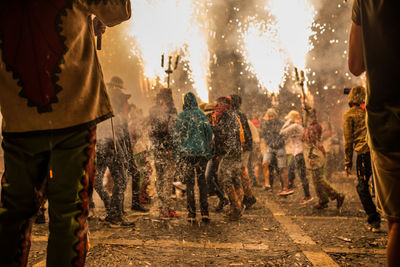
[0, 0, 399, 266]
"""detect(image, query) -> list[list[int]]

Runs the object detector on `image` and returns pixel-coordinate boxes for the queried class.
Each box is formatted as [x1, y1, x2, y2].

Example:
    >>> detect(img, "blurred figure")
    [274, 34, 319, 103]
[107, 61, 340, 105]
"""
[261, 108, 293, 196]
[0, 1, 131, 265]
[212, 97, 244, 220]
[303, 107, 345, 210]
[248, 119, 263, 187]
[174, 92, 213, 223]
[343, 86, 380, 232]
[96, 76, 147, 226]
[149, 89, 180, 218]
[349, 1, 400, 264]
[230, 95, 256, 209]
[280, 110, 312, 204]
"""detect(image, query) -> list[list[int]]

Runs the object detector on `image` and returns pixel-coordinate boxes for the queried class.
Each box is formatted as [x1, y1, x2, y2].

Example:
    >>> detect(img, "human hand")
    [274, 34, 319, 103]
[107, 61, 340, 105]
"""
[345, 166, 351, 176]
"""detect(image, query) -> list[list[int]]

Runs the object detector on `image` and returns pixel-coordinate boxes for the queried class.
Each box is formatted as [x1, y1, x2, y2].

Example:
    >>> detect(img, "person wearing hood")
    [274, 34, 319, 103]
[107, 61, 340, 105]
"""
[212, 97, 244, 220]
[343, 86, 380, 232]
[302, 106, 345, 210]
[174, 92, 213, 223]
[230, 94, 256, 209]
[149, 88, 180, 218]
[280, 110, 312, 204]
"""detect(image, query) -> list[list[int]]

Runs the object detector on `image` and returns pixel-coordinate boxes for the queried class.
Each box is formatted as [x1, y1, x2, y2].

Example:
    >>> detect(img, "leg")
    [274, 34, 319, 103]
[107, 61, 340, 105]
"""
[94, 145, 111, 212]
[107, 159, 127, 219]
[387, 221, 400, 267]
[262, 162, 270, 187]
[0, 135, 50, 266]
[296, 154, 311, 198]
[196, 158, 209, 214]
[182, 158, 196, 216]
[287, 155, 296, 189]
[312, 168, 329, 205]
[356, 153, 380, 225]
[46, 127, 96, 266]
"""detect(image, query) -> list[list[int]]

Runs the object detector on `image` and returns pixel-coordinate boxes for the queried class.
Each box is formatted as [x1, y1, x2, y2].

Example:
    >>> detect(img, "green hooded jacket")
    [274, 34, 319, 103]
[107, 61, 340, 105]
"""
[173, 92, 213, 159]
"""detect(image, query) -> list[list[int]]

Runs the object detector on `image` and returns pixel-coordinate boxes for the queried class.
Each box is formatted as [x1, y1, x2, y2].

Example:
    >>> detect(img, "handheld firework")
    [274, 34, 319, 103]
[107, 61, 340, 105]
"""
[93, 17, 105, 50]
[161, 54, 180, 89]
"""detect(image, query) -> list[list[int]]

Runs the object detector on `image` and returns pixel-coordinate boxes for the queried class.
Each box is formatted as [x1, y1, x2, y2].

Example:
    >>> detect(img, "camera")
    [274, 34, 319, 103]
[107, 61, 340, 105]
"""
[344, 88, 351, 94]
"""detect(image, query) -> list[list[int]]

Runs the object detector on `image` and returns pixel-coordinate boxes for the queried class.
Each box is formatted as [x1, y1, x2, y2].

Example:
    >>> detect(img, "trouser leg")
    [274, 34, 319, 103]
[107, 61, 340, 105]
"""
[356, 153, 380, 224]
[296, 154, 310, 198]
[155, 152, 175, 212]
[46, 127, 96, 267]
[94, 148, 111, 212]
[288, 155, 296, 188]
[312, 168, 329, 203]
[0, 136, 50, 266]
[197, 158, 209, 213]
[107, 161, 127, 218]
[182, 158, 196, 215]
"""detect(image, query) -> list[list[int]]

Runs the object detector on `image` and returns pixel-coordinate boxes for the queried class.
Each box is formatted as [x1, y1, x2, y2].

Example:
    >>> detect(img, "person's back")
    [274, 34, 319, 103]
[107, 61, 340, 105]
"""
[213, 109, 241, 158]
[174, 92, 212, 159]
[0, 1, 131, 132]
[349, 2, 400, 265]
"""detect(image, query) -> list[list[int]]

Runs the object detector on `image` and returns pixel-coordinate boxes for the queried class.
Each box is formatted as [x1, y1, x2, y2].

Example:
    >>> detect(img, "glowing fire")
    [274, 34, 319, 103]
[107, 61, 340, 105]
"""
[128, 0, 210, 102]
[240, 0, 316, 95]
[241, 21, 288, 94]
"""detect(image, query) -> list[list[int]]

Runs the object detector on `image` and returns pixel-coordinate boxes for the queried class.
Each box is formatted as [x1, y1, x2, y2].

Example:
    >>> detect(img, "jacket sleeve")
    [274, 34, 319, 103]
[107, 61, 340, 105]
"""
[78, 0, 131, 27]
[343, 112, 354, 167]
[204, 118, 213, 159]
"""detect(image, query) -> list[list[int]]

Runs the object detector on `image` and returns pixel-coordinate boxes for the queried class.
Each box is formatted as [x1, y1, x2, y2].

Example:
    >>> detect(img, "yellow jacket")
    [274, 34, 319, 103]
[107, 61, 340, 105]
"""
[0, 1, 131, 133]
[343, 105, 369, 167]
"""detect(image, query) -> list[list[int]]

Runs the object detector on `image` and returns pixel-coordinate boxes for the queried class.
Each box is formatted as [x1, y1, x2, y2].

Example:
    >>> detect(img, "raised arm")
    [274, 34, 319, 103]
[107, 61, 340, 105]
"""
[348, 22, 365, 76]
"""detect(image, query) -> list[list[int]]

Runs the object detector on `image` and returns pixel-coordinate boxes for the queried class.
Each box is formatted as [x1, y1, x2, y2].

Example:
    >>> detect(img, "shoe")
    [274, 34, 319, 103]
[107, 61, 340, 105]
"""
[264, 185, 272, 191]
[299, 196, 314, 205]
[105, 215, 135, 227]
[171, 193, 177, 199]
[168, 209, 181, 218]
[159, 210, 170, 218]
[279, 189, 294, 196]
[187, 213, 196, 223]
[336, 194, 345, 210]
[131, 203, 149, 212]
[369, 221, 381, 233]
[243, 196, 256, 210]
[172, 181, 187, 191]
[215, 198, 229, 212]
[201, 211, 210, 223]
[226, 207, 243, 221]
[35, 213, 46, 224]
[314, 202, 328, 209]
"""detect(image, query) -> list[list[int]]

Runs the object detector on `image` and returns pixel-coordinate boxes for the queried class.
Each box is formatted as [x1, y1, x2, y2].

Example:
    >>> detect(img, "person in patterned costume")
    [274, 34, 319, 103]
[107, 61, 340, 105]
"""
[0, 1, 131, 266]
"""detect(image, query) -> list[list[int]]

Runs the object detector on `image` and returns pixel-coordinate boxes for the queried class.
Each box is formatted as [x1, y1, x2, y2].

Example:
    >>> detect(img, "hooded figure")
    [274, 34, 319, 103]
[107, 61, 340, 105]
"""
[174, 92, 213, 222]
[174, 92, 212, 159]
[343, 85, 380, 230]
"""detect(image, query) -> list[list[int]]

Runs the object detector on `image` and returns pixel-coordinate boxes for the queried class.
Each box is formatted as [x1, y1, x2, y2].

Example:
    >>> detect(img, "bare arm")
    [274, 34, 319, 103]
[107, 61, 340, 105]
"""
[348, 22, 365, 76]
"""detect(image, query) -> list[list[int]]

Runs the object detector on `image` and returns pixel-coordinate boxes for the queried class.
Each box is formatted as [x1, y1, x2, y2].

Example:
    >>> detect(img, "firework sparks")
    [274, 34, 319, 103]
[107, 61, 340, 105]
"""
[128, 0, 210, 102]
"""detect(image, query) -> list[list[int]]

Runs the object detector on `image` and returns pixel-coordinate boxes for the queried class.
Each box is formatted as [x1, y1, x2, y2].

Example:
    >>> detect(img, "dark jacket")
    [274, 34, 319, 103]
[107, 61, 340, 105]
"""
[261, 118, 285, 149]
[231, 94, 253, 152]
[173, 92, 213, 159]
[149, 103, 177, 152]
[212, 110, 241, 158]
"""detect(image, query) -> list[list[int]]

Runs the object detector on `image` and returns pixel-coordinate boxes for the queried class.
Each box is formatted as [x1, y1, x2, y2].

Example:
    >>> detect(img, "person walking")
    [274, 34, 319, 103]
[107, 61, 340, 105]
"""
[174, 92, 213, 223]
[280, 110, 312, 204]
[343, 85, 381, 232]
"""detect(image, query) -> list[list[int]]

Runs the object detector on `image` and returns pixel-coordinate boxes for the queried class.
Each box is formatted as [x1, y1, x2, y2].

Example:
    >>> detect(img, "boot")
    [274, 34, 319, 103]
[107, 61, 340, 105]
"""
[225, 186, 242, 218]
[131, 194, 149, 212]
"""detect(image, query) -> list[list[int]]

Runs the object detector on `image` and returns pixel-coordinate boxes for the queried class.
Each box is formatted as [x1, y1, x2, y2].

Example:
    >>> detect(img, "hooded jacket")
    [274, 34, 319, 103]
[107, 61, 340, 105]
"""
[261, 118, 285, 150]
[173, 92, 212, 159]
[231, 94, 253, 152]
[0, 1, 131, 133]
[343, 86, 369, 168]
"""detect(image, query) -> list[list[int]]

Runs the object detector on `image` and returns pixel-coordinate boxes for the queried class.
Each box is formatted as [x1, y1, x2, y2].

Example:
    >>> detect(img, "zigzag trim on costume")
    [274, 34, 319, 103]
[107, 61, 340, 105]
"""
[72, 126, 96, 266]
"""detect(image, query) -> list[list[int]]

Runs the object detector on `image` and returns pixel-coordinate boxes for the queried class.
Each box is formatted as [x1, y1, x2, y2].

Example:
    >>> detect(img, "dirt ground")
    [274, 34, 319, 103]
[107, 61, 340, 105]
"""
[27, 171, 387, 266]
